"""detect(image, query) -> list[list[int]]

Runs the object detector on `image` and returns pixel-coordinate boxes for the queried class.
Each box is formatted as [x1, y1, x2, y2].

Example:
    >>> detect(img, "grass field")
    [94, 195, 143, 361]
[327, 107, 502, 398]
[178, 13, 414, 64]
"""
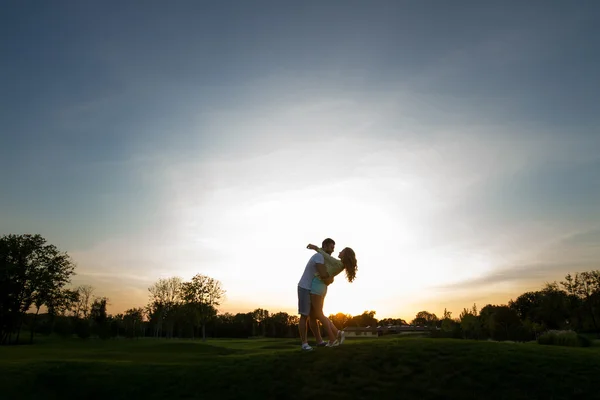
[1, 335, 599, 399]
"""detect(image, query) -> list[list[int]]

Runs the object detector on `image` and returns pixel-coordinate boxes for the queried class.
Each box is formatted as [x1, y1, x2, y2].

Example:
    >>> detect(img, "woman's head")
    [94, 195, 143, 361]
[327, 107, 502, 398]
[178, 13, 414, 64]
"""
[338, 247, 358, 283]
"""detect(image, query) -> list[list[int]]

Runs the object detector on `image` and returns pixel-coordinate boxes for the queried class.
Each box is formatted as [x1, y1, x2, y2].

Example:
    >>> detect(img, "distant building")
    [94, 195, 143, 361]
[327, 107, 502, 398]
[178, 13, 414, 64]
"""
[377, 325, 432, 335]
[343, 326, 379, 337]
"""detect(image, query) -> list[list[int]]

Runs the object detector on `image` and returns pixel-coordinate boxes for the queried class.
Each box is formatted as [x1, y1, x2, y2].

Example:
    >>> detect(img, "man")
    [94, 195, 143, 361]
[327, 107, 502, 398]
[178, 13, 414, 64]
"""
[297, 238, 336, 351]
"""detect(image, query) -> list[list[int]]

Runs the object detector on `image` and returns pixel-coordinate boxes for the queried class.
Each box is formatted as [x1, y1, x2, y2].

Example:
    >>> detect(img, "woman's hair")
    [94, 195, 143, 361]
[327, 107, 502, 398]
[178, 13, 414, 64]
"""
[341, 247, 358, 283]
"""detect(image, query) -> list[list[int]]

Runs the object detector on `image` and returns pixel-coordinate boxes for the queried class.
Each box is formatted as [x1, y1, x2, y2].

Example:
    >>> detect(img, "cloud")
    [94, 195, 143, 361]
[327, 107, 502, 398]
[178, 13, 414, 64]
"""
[560, 228, 600, 248]
[49, 73, 600, 315]
[434, 261, 595, 292]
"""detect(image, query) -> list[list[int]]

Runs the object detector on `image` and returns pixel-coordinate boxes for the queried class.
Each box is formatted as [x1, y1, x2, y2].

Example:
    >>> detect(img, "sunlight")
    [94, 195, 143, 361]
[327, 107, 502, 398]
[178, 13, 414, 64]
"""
[322, 290, 375, 317]
[155, 141, 495, 319]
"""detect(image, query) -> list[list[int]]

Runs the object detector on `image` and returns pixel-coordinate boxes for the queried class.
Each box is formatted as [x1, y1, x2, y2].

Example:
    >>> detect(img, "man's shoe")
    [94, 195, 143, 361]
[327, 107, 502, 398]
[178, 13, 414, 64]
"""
[325, 340, 339, 347]
[301, 343, 313, 351]
[315, 341, 327, 347]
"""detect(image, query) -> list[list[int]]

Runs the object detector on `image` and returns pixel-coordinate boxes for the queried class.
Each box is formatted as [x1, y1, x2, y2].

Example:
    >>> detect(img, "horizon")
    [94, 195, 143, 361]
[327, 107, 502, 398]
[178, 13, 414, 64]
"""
[2, 2, 600, 322]
[47, 266, 587, 323]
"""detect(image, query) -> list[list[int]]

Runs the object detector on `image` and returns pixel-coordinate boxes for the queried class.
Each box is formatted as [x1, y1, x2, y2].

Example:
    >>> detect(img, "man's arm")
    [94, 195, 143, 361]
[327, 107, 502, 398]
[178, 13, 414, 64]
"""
[316, 263, 334, 285]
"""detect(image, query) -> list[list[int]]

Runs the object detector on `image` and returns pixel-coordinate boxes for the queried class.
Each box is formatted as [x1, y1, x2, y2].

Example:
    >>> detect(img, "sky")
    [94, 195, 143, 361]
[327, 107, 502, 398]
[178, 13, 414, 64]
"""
[1, 1, 600, 320]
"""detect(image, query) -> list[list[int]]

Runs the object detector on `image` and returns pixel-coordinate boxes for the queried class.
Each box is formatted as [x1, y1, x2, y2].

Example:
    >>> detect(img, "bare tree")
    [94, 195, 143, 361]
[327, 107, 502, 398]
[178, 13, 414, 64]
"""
[74, 285, 95, 319]
[148, 277, 182, 338]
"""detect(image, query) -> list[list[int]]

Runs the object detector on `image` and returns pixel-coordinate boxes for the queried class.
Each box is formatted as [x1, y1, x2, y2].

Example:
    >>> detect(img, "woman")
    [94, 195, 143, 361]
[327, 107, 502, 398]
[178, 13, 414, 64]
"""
[306, 243, 358, 346]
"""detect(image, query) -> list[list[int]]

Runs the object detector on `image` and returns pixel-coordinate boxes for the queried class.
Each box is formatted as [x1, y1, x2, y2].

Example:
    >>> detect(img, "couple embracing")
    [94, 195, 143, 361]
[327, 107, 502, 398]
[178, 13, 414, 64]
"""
[297, 238, 358, 351]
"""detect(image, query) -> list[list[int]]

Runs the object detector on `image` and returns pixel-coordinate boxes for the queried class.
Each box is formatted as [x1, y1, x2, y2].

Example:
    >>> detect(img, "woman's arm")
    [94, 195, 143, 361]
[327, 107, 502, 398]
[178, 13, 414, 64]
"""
[307, 243, 343, 269]
[316, 248, 343, 270]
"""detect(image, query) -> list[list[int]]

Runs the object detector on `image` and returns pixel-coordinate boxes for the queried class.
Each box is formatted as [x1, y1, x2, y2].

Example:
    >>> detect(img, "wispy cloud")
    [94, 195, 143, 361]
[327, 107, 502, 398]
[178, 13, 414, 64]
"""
[560, 228, 600, 248]
[2, 1, 600, 318]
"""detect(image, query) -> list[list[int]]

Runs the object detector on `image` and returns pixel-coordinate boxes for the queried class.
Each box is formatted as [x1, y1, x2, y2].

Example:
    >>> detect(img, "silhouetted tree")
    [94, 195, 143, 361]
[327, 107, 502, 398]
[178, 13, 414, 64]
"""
[440, 309, 459, 337]
[148, 277, 182, 338]
[0, 234, 76, 345]
[46, 288, 79, 335]
[412, 311, 438, 328]
[90, 297, 110, 339]
[459, 305, 480, 339]
[110, 313, 124, 337]
[267, 312, 289, 337]
[181, 274, 225, 341]
[538, 283, 571, 330]
[123, 308, 145, 338]
[252, 308, 269, 336]
[561, 271, 600, 332]
[509, 291, 543, 323]
[73, 285, 94, 319]
[491, 305, 523, 341]
[349, 311, 378, 327]
[329, 313, 353, 329]
[288, 315, 299, 338]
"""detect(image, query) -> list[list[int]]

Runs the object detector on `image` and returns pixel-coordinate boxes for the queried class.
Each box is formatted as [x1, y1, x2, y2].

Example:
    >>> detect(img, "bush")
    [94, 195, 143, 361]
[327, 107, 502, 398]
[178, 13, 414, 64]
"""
[74, 319, 91, 339]
[537, 330, 591, 347]
[54, 317, 73, 338]
[96, 324, 111, 340]
[508, 325, 536, 342]
[431, 325, 462, 339]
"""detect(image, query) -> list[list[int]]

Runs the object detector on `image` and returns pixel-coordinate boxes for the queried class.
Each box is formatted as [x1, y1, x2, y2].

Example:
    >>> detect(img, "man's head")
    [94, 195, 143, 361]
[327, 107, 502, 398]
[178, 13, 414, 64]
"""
[321, 238, 335, 255]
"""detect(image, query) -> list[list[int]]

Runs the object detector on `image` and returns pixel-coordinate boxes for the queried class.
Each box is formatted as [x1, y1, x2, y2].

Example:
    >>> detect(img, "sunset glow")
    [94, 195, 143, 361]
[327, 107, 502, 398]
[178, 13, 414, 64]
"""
[2, 2, 599, 322]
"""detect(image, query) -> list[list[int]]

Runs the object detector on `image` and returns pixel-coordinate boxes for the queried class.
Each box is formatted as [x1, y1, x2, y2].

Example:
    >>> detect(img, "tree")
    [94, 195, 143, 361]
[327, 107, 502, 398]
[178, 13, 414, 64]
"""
[74, 285, 95, 319]
[480, 304, 524, 341]
[443, 308, 452, 320]
[490, 306, 522, 341]
[561, 271, 600, 332]
[330, 313, 353, 329]
[412, 311, 438, 327]
[459, 305, 480, 339]
[90, 297, 109, 339]
[479, 304, 496, 337]
[214, 312, 236, 337]
[148, 277, 182, 338]
[69, 285, 95, 340]
[267, 312, 290, 337]
[378, 317, 408, 327]
[287, 315, 299, 338]
[348, 311, 378, 327]
[232, 312, 254, 338]
[45, 288, 79, 335]
[252, 308, 269, 337]
[538, 283, 571, 330]
[181, 274, 225, 341]
[509, 291, 543, 323]
[0, 234, 76, 345]
[111, 313, 125, 337]
[123, 308, 145, 338]
[440, 308, 458, 336]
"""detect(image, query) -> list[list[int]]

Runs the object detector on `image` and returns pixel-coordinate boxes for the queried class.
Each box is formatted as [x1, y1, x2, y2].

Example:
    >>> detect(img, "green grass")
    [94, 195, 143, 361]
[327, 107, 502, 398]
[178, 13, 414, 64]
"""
[537, 330, 592, 347]
[1, 336, 599, 399]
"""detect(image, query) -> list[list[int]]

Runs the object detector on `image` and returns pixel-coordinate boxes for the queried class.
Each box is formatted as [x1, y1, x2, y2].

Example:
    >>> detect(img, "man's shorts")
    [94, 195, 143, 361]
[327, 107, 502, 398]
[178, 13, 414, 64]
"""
[297, 286, 311, 316]
[310, 276, 328, 297]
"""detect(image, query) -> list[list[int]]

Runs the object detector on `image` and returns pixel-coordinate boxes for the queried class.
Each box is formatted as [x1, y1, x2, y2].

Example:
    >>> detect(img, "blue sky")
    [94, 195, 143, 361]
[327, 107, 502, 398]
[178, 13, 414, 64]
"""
[1, 1, 599, 318]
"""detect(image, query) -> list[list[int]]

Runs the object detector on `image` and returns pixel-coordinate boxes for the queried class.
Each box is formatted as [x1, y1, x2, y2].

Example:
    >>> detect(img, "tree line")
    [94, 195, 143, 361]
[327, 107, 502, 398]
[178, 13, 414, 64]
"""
[2, 234, 599, 344]
[0, 234, 385, 344]
[409, 272, 600, 341]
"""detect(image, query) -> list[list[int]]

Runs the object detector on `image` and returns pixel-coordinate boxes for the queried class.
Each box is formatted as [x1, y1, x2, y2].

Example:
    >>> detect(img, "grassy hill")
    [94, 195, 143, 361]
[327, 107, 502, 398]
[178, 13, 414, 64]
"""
[1, 336, 599, 399]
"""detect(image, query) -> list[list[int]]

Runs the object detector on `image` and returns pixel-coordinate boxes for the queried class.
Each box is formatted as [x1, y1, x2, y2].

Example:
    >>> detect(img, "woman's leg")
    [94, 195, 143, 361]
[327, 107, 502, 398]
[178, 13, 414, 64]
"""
[310, 293, 338, 343]
[308, 309, 325, 344]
